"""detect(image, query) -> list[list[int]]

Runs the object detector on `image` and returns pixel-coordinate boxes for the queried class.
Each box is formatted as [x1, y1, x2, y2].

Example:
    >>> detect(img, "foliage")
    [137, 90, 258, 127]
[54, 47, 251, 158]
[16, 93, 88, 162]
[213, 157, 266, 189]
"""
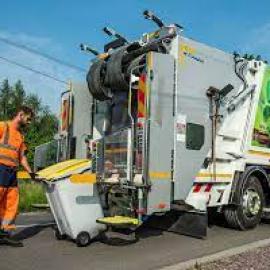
[0, 79, 58, 166]
[18, 181, 47, 212]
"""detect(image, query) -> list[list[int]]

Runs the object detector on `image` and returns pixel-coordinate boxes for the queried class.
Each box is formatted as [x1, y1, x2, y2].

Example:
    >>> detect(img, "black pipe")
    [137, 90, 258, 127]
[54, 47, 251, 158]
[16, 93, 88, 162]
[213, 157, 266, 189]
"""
[143, 10, 164, 28]
[122, 32, 176, 65]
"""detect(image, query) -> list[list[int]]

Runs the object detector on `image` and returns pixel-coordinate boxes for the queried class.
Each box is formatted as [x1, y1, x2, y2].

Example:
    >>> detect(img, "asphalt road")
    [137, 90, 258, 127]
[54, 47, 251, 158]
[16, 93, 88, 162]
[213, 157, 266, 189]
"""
[1, 212, 270, 270]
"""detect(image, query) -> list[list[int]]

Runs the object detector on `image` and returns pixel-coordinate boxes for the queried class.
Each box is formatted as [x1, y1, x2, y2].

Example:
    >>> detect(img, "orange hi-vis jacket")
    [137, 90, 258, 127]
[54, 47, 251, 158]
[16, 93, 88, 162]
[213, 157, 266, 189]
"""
[0, 121, 26, 168]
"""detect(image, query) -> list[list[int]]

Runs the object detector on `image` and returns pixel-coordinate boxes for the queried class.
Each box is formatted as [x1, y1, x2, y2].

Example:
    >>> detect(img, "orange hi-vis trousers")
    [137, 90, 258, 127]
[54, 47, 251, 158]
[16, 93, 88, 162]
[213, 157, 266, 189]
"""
[0, 164, 19, 231]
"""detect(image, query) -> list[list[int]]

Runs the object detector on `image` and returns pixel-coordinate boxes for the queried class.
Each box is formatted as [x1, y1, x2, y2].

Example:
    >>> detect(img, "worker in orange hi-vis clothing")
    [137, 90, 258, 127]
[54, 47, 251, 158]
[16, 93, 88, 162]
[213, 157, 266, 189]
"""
[0, 106, 36, 247]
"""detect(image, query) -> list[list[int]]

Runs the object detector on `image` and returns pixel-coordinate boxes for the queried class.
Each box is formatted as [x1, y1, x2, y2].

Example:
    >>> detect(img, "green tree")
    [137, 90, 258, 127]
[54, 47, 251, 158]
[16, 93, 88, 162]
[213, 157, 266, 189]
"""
[12, 80, 26, 112]
[0, 79, 58, 166]
[0, 79, 12, 119]
[25, 93, 41, 116]
[25, 109, 58, 166]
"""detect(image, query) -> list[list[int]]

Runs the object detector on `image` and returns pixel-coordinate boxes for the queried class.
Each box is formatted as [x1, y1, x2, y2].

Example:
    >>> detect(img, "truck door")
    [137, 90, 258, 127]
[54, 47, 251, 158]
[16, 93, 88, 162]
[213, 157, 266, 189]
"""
[146, 52, 175, 214]
[173, 37, 238, 201]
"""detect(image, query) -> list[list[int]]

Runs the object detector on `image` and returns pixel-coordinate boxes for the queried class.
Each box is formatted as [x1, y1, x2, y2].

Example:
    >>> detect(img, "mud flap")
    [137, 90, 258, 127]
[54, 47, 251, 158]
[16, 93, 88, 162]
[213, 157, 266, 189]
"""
[144, 210, 208, 239]
[168, 211, 207, 239]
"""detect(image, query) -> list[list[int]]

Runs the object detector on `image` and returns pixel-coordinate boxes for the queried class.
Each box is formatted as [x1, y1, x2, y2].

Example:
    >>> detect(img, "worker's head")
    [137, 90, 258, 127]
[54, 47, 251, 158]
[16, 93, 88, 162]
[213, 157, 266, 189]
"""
[13, 106, 35, 128]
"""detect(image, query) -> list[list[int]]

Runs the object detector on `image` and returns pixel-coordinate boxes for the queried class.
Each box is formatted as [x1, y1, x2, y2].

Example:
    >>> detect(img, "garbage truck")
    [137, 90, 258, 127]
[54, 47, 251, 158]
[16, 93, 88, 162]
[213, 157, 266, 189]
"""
[33, 10, 270, 242]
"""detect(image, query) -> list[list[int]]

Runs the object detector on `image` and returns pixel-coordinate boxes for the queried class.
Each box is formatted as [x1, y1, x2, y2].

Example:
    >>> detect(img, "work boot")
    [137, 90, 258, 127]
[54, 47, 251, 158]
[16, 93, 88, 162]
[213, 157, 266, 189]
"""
[0, 236, 23, 247]
[0, 229, 9, 238]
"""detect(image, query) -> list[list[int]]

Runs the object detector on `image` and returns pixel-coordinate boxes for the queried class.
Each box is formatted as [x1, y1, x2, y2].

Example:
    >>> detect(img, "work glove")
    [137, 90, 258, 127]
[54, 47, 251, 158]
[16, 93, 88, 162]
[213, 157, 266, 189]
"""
[29, 172, 38, 180]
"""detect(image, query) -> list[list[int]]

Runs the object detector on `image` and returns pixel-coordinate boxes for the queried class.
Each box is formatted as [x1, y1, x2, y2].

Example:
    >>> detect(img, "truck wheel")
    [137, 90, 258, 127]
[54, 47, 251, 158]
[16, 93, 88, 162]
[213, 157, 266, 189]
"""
[76, 232, 91, 247]
[54, 228, 66, 240]
[224, 176, 264, 230]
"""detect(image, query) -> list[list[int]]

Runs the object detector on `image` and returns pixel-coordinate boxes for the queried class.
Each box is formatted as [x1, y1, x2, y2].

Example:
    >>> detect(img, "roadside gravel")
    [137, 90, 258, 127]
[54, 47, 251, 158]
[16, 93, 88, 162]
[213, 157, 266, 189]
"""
[189, 245, 270, 270]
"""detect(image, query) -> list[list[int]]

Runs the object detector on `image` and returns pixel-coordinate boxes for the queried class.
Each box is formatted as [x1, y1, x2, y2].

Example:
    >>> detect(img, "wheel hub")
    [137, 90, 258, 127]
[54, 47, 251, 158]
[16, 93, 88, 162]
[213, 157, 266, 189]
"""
[243, 189, 261, 217]
[80, 234, 90, 245]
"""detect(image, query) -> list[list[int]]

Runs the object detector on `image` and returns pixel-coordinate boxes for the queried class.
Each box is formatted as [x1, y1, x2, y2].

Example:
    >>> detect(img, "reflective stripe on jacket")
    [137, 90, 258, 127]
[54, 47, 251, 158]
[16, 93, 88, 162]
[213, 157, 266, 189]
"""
[0, 122, 21, 167]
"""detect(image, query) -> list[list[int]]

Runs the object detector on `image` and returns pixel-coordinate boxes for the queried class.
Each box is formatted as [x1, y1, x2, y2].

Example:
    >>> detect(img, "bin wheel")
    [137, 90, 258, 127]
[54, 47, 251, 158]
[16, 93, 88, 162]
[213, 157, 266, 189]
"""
[54, 229, 66, 240]
[76, 232, 91, 247]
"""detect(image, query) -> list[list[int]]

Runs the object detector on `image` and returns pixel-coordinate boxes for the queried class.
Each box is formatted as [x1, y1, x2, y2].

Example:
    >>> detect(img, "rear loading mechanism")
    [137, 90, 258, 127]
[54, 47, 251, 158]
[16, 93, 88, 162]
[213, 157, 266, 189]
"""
[85, 11, 179, 229]
[87, 10, 177, 100]
[86, 33, 175, 99]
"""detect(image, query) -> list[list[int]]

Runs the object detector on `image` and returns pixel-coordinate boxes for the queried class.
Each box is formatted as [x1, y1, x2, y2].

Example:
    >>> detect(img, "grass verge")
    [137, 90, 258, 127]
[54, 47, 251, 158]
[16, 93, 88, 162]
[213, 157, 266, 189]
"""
[19, 180, 47, 212]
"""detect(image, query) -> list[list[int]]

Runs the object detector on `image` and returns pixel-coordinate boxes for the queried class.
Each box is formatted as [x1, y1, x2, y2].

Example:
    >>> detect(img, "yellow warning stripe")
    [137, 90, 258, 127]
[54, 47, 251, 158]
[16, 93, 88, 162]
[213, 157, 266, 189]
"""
[149, 171, 171, 180]
[17, 171, 97, 184]
[196, 173, 233, 178]
[147, 52, 153, 69]
[105, 148, 127, 154]
[248, 150, 270, 158]
[70, 173, 96, 184]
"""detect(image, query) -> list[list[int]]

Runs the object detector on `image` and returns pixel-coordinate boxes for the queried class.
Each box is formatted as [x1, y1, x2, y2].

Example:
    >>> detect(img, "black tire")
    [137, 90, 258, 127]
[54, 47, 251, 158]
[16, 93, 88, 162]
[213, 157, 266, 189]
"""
[224, 175, 264, 230]
[87, 60, 111, 101]
[104, 47, 129, 91]
[54, 229, 66, 240]
[76, 232, 91, 247]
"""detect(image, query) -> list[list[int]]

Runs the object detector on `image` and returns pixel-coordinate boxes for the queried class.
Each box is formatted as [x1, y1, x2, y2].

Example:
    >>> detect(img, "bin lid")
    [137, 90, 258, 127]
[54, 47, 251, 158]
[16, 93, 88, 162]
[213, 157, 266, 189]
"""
[37, 159, 91, 180]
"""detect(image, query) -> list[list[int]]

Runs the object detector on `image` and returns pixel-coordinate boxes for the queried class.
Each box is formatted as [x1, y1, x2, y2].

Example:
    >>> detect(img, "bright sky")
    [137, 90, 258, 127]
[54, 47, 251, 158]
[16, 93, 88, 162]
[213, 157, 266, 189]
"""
[1, 0, 270, 111]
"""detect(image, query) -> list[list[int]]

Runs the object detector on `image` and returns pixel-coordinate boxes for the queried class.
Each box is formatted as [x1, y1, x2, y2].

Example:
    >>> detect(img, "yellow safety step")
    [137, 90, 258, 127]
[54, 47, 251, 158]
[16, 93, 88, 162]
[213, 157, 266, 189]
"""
[96, 216, 140, 227]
